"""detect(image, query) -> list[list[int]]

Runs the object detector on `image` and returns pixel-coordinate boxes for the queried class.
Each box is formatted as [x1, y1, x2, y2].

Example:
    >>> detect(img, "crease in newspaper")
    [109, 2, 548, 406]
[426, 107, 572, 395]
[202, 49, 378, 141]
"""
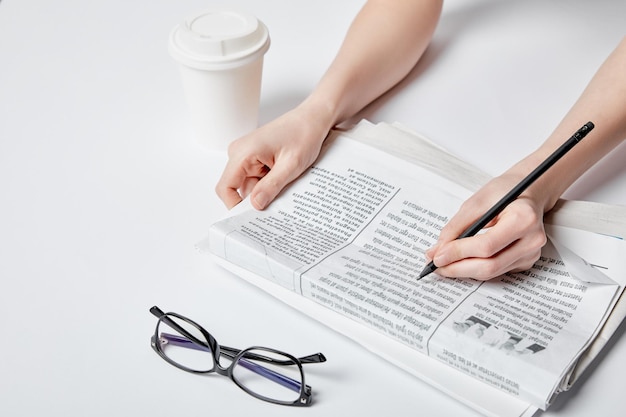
[547, 231, 617, 285]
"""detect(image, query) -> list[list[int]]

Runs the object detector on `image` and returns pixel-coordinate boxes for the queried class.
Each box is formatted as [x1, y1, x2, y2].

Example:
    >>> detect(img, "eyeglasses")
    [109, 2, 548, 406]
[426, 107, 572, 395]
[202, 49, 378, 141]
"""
[149, 306, 326, 406]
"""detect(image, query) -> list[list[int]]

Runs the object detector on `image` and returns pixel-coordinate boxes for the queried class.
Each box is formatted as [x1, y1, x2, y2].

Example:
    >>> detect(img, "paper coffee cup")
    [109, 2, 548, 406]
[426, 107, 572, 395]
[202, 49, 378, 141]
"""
[169, 9, 270, 150]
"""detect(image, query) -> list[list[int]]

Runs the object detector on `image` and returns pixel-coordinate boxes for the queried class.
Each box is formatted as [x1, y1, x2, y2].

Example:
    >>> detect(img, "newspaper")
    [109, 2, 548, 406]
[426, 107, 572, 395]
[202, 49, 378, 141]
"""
[204, 121, 626, 412]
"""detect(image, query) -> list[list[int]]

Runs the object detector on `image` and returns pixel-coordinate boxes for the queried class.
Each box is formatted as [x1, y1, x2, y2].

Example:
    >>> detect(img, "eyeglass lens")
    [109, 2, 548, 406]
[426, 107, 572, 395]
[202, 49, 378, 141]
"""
[232, 348, 304, 403]
[157, 315, 215, 372]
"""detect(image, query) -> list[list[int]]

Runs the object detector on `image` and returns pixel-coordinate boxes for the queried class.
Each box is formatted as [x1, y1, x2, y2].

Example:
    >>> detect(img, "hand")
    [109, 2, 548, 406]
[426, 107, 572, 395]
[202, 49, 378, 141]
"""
[215, 106, 331, 210]
[425, 175, 548, 280]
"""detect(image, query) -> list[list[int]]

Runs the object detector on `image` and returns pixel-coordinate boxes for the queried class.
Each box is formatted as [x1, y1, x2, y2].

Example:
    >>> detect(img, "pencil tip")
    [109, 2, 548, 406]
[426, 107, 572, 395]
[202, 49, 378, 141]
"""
[418, 261, 436, 280]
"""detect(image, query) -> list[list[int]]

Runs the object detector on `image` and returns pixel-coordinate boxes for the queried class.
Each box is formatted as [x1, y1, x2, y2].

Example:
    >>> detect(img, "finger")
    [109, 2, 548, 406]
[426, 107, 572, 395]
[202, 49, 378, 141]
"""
[239, 177, 261, 200]
[425, 208, 484, 260]
[249, 158, 306, 210]
[424, 242, 440, 261]
[436, 245, 542, 280]
[434, 205, 491, 248]
[435, 180, 516, 245]
[434, 201, 544, 265]
[215, 181, 244, 209]
[215, 159, 268, 209]
[434, 213, 546, 279]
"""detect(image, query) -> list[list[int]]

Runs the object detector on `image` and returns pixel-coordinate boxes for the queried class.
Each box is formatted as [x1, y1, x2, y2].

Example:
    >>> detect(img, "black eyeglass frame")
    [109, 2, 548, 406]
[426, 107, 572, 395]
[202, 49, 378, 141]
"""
[149, 306, 325, 406]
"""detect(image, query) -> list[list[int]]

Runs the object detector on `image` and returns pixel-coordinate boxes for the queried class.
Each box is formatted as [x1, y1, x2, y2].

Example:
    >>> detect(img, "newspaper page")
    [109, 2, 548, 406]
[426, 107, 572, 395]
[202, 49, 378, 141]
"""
[207, 128, 624, 409]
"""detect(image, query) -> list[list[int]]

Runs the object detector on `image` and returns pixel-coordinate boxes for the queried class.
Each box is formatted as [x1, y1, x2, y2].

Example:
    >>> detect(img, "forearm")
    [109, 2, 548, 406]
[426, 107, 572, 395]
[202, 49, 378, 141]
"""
[510, 37, 626, 211]
[299, 0, 443, 131]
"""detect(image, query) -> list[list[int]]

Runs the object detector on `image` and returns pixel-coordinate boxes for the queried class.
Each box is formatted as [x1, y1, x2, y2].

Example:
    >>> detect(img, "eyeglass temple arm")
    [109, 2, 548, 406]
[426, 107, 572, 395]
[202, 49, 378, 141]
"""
[151, 307, 326, 365]
[222, 346, 326, 364]
[158, 332, 326, 364]
[238, 357, 304, 393]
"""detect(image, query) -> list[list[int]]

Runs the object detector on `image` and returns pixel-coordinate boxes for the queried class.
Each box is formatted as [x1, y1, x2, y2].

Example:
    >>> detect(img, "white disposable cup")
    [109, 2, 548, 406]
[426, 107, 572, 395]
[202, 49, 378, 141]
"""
[169, 9, 270, 150]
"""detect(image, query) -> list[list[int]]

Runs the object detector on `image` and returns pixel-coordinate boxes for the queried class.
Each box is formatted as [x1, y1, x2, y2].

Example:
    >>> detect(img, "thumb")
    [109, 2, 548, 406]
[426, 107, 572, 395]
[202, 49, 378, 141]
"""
[249, 163, 303, 210]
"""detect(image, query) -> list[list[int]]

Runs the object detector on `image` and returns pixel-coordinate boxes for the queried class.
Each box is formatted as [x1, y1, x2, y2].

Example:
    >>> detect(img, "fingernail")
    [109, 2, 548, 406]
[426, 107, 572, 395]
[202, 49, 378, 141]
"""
[252, 192, 268, 210]
[433, 251, 446, 267]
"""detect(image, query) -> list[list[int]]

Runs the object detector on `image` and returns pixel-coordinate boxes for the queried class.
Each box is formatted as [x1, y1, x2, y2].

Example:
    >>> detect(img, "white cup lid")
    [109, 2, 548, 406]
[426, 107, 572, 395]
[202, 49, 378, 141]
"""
[169, 9, 270, 70]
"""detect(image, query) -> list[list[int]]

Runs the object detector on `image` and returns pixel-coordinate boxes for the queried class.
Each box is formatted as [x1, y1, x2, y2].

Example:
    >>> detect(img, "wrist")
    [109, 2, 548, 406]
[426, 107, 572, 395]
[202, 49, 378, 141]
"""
[504, 155, 566, 213]
[297, 91, 341, 130]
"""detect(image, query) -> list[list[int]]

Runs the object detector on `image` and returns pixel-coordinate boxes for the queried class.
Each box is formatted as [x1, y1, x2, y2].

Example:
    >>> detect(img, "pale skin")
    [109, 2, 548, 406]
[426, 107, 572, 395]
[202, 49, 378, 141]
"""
[216, 0, 444, 209]
[428, 37, 626, 280]
[215, 0, 626, 280]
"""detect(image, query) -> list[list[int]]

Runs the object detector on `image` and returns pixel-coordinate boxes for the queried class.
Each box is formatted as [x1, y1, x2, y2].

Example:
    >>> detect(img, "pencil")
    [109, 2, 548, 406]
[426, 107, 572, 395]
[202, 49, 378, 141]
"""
[418, 121, 595, 280]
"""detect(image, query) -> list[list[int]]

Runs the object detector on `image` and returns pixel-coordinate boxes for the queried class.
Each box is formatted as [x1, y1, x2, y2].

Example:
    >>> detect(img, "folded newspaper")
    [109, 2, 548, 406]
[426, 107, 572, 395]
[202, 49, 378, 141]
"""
[201, 121, 626, 417]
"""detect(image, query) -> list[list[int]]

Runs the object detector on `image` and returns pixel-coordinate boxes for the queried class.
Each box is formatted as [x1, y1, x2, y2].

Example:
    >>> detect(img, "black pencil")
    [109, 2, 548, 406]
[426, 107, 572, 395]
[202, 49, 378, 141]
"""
[418, 121, 595, 280]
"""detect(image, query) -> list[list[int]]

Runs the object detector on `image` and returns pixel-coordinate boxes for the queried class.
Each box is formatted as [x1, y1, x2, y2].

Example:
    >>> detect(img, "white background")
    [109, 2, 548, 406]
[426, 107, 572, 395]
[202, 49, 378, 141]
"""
[1, 1, 625, 416]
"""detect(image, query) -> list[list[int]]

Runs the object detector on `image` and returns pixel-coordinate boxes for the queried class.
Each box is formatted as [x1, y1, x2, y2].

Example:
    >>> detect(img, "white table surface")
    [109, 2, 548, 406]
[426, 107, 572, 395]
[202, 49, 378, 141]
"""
[1, 1, 625, 416]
